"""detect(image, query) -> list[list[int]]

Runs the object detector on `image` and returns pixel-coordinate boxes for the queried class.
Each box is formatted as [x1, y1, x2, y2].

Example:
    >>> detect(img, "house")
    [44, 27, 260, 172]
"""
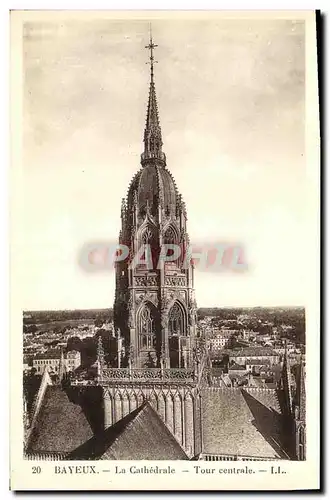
[228, 362, 247, 376]
[209, 329, 234, 349]
[32, 350, 81, 374]
[228, 347, 280, 366]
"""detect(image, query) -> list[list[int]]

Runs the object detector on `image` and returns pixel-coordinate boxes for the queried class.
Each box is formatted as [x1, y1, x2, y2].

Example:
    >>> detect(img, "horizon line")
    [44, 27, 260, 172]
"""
[23, 305, 306, 313]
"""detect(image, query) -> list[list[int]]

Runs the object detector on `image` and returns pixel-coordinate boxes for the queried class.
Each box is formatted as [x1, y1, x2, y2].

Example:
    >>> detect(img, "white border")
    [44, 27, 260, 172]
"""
[4, 5, 325, 497]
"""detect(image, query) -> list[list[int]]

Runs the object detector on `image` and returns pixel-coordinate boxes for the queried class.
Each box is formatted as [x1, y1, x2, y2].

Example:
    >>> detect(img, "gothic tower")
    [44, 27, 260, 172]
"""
[98, 33, 203, 459]
[114, 33, 198, 370]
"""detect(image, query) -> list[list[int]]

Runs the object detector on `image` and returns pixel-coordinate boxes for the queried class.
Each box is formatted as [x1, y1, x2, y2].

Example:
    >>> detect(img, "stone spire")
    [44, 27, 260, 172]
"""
[97, 335, 105, 365]
[281, 340, 293, 415]
[294, 355, 306, 460]
[141, 29, 165, 167]
[296, 356, 306, 421]
[23, 391, 30, 445]
[58, 348, 66, 382]
[97, 335, 105, 381]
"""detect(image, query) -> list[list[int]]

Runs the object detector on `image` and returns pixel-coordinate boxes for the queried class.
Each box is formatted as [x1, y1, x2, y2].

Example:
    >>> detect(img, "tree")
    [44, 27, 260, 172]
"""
[80, 337, 97, 367]
[67, 336, 82, 352]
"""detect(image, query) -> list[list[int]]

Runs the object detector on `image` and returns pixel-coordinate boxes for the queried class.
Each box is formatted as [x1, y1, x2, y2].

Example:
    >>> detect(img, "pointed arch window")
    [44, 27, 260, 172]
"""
[168, 302, 185, 336]
[142, 228, 153, 244]
[164, 225, 178, 245]
[298, 425, 305, 460]
[298, 426, 305, 445]
[138, 225, 159, 270]
[139, 305, 156, 350]
[163, 225, 180, 267]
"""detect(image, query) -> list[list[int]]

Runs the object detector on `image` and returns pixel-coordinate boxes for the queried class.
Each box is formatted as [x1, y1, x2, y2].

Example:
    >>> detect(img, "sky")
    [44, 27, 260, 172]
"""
[20, 16, 306, 310]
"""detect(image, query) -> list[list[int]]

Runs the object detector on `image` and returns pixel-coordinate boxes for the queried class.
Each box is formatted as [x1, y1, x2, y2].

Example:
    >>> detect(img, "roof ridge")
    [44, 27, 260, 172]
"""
[108, 401, 148, 448]
[243, 386, 278, 393]
[100, 400, 188, 460]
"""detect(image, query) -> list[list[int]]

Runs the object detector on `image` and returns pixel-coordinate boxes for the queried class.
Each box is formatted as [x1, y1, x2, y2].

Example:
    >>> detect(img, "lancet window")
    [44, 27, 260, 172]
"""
[139, 305, 156, 350]
[168, 302, 185, 336]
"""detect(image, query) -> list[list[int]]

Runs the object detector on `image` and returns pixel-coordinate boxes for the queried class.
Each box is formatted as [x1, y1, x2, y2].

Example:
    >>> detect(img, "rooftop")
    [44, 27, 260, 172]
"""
[68, 402, 188, 460]
[245, 358, 272, 366]
[33, 349, 64, 360]
[27, 386, 94, 454]
[229, 347, 279, 357]
[201, 387, 289, 459]
[228, 363, 246, 371]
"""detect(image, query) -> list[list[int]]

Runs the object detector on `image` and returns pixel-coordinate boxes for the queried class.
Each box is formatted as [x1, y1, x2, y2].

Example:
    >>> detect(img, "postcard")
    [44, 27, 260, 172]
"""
[10, 9, 320, 491]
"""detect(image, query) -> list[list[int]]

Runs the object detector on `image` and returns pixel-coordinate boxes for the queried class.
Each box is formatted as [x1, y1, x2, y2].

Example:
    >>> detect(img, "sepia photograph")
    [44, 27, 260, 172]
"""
[10, 10, 320, 491]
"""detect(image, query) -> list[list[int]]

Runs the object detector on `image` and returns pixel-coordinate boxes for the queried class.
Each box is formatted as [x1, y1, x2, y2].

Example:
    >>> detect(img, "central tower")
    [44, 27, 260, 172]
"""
[114, 33, 198, 370]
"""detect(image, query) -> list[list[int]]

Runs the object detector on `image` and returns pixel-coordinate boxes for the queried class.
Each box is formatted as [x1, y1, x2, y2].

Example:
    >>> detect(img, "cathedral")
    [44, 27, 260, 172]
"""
[24, 34, 306, 462]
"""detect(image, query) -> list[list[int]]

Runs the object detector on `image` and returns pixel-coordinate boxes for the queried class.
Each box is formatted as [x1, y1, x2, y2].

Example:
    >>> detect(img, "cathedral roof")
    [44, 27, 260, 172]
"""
[27, 386, 94, 454]
[26, 382, 187, 459]
[127, 165, 179, 217]
[68, 402, 188, 460]
[201, 387, 290, 459]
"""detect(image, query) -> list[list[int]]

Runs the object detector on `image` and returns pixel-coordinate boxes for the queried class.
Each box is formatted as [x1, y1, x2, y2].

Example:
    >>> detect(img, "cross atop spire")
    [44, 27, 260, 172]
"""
[145, 26, 158, 83]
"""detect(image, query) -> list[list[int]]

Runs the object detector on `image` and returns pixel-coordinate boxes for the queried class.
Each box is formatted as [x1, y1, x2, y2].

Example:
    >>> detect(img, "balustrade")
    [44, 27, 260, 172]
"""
[71, 367, 195, 384]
